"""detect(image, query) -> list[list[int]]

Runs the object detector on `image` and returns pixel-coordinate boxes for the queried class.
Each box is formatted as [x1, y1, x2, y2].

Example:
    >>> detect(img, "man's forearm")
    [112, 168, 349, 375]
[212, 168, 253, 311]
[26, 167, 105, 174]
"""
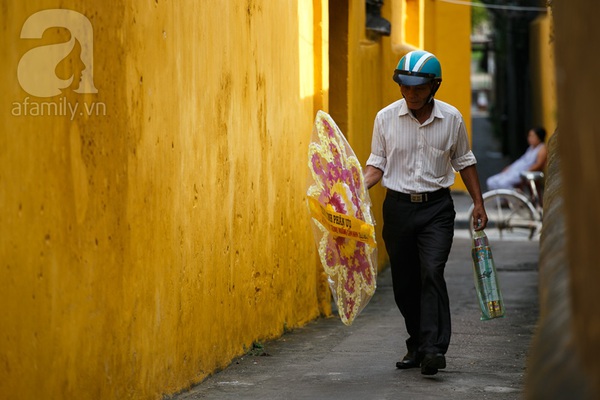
[364, 165, 383, 189]
[460, 164, 488, 230]
[459, 165, 484, 205]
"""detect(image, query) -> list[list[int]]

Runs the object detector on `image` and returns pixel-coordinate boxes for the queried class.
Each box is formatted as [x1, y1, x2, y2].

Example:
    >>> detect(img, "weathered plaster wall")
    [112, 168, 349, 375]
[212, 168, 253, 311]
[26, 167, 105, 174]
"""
[0, 1, 326, 398]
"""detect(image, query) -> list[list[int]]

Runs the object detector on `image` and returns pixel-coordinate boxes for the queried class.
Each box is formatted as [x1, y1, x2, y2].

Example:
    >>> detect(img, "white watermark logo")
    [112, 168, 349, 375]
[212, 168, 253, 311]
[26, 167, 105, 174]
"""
[12, 9, 106, 119]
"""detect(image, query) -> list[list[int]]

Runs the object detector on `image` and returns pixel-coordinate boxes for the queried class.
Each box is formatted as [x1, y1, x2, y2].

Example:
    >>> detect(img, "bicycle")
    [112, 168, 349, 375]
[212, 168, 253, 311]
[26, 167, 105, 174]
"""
[467, 171, 544, 241]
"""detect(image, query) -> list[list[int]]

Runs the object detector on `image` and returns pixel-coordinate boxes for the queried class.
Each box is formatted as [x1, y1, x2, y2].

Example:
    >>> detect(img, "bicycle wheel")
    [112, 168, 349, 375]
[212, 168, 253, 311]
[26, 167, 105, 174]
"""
[468, 189, 540, 241]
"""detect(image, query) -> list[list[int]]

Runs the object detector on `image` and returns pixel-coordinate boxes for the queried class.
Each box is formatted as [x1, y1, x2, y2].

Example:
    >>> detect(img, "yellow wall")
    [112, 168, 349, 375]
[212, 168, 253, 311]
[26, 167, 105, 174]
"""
[0, 0, 472, 398]
[1, 1, 327, 398]
[530, 13, 557, 137]
[426, 0, 472, 191]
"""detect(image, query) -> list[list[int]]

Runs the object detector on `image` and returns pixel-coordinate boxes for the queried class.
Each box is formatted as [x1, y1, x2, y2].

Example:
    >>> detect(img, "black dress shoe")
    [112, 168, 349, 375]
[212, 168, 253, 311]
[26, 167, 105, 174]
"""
[396, 351, 421, 369]
[420, 353, 446, 375]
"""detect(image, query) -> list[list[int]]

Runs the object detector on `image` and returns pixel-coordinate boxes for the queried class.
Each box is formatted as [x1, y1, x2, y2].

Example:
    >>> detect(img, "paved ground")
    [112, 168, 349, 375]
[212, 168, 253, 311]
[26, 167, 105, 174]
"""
[174, 233, 539, 400]
[172, 115, 540, 400]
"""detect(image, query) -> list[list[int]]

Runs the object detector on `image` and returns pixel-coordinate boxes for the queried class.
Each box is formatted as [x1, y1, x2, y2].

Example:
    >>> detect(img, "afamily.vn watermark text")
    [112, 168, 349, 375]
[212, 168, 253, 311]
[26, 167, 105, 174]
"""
[11, 96, 106, 120]
[12, 9, 105, 119]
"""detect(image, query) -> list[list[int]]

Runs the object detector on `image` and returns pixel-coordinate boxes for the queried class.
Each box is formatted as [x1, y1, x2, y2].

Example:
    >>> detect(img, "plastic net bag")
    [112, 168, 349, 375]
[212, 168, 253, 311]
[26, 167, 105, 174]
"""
[306, 110, 378, 325]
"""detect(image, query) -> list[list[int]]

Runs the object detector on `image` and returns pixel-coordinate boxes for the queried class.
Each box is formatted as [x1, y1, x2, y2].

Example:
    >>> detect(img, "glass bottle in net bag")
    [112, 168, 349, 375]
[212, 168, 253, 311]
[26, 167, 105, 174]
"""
[471, 230, 505, 320]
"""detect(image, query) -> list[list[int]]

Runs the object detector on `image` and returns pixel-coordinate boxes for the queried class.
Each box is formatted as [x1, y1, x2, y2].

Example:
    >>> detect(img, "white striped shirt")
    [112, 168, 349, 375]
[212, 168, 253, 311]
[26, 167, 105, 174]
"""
[366, 98, 476, 193]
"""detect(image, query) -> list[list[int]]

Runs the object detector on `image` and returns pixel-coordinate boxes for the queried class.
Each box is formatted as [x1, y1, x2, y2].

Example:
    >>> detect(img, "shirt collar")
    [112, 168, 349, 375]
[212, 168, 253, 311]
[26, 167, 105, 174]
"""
[398, 99, 410, 116]
[431, 100, 444, 119]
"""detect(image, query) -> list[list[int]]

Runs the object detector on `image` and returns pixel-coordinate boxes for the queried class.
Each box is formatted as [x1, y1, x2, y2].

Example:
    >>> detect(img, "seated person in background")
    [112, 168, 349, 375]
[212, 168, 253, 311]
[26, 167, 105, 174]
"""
[486, 127, 547, 190]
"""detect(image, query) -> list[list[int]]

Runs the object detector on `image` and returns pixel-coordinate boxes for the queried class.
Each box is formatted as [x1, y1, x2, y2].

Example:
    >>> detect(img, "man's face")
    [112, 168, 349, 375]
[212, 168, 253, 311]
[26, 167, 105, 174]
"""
[400, 83, 433, 110]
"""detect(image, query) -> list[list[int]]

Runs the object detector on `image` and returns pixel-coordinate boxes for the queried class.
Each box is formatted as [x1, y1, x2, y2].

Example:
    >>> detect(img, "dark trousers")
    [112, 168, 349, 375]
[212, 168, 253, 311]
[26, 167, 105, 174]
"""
[382, 189, 455, 355]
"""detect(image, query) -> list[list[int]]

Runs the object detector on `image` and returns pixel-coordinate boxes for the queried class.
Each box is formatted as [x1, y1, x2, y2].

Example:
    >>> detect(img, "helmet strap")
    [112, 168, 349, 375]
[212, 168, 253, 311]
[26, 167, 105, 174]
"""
[426, 81, 441, 103]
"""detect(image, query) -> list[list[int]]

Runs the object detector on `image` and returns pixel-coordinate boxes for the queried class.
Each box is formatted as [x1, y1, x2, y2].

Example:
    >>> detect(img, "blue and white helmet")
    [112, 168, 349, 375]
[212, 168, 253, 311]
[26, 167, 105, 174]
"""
[393, 50, 442, 86]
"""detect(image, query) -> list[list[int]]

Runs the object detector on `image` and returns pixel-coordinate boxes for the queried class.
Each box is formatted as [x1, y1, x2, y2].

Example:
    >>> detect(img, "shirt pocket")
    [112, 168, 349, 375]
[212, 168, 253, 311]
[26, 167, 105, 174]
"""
[423, 142, 451, 179]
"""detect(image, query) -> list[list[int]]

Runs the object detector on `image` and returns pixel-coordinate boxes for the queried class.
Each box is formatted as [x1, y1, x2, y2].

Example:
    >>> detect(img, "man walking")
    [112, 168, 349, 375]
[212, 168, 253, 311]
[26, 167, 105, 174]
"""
[364, 50, 487, 375]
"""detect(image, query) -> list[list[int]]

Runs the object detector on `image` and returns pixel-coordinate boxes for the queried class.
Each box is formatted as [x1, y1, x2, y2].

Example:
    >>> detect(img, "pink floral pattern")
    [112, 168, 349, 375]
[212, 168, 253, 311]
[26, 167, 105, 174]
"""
[307, 111, 377, 325]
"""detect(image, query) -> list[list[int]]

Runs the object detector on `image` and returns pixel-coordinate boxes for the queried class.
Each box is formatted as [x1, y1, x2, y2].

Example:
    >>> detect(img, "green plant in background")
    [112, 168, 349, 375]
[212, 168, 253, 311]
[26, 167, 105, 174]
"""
[471, 0, 490, 31]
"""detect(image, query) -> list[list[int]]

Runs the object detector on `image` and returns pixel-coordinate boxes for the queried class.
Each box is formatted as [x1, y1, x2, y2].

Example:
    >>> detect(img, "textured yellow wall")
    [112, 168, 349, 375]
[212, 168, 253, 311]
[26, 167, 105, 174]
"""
[425, 1, 472, 131]
[425, 0, 472, 191]
[1, 1, 327, 398]
[530, 13, 557, 137]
